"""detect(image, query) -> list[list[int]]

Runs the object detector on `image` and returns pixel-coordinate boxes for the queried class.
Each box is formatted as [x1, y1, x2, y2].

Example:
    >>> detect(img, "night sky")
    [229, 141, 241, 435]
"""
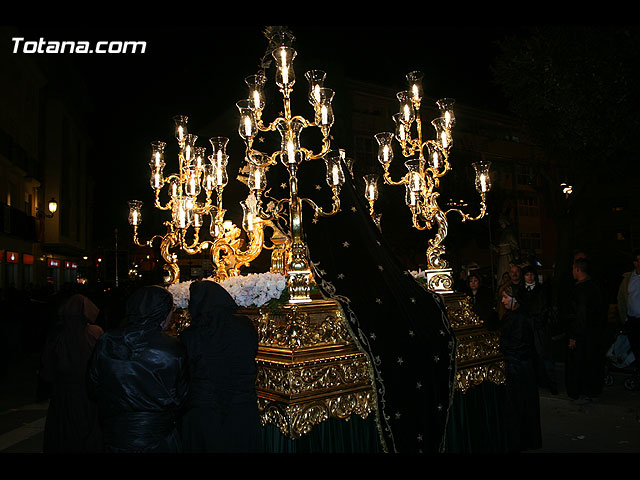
[7, 25, 521, 249]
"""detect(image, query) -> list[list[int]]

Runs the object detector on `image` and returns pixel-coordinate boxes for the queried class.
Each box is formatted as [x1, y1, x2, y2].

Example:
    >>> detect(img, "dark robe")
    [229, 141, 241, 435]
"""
[302, 160, 456, 453]
[89, 286, 189, 452]
[179, 280, 261, 453]
[468, 286, 499, 330]
[565, 277, 608, 399]
[520, 282, 557, 392]
[499, 307, 542, 452]
[40, 294, 103, 453]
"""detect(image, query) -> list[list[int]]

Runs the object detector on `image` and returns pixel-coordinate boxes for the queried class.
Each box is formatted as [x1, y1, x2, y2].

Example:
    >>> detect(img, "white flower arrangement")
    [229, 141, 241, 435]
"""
[166, 272, 287, 309]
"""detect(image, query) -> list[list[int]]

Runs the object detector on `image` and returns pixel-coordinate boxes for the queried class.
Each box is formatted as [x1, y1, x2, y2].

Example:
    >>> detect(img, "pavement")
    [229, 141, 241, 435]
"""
[0, 353, 638, 454]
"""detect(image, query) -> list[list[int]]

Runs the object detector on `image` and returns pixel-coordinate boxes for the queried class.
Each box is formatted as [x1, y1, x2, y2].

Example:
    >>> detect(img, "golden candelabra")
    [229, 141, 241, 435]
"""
[127, 118, 274, 284]
[373, 71, 492, 293]
[235, 27, 346, 303]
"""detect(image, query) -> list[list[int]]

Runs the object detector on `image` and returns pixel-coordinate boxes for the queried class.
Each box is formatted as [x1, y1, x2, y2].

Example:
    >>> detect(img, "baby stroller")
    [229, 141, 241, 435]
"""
[605, 333, 638, 391]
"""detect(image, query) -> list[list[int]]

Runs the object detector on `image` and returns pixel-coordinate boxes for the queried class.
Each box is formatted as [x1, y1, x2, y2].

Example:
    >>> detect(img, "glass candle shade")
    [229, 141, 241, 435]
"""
[436, 98, 456, 128]
[185, 166, 201, 197]
[406, 71, 424, 103]
[203, 164, 215, 191]
[375, 132, 395, 165]
[241, 200, 256, 233]
[128, 200, 143, 226]
[315, 87, 335, 128]
[173, 115, 188, 142]
[473, 161, 492, 193]
[209, 136, 229, 160]
[278, 118, 304, 165]
[149, 141, 166, 169]
[405, 184, 419, 207]
[427, 142, 442, 170]
[245, 73, 267, 111]
[248, 163, 266, 191]
[237, 100, 257, 140]
[188, 202, 203, 228]
[324, 150, 345, 187]
[172, 198, 189, 229]
[183, 134, 198, 165]
[392, 113, 408, 143]
[432, 117, 452, 150]
[150, 167, 163, 190]
[405, 160, 424, 193]
[210, 153, 228, 188]
[397, 90, 415, 125]
[363, 174, 379, 202]
[193, 146, 207, 170]
[170, 178, 181, 198]
[305, 69, 326, 105]
[273, 46, 296, 88]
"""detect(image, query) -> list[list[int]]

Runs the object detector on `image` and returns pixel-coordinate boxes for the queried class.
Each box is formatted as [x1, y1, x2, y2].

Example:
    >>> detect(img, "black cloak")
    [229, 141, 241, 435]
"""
[89, 285, 189, 452]
[302, 162, 457, 453]
[40, 294, 103, 452]
[179, 280, 261, 452]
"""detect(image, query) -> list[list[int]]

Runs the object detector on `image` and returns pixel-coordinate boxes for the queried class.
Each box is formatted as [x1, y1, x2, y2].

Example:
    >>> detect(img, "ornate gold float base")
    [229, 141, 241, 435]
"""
[247, 297, 376, 439]
[442, 292, 505, 393]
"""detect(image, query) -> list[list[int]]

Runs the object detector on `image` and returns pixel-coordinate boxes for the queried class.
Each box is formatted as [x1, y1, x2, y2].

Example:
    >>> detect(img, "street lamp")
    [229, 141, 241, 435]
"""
[37, 197, 58, 218]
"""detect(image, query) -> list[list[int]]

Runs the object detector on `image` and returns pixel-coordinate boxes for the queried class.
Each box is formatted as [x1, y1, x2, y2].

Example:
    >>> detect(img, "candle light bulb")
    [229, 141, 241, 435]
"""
[287, 140, 296, 163]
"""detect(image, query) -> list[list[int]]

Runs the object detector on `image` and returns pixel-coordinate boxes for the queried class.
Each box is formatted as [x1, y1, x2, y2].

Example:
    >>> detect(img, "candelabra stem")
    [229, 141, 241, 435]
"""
[287, 164, 312, 303]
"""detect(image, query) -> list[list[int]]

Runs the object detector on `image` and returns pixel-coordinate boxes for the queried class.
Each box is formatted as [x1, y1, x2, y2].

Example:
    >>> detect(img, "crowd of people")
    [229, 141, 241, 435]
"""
[3, 248, 639, 454]
[35, 281, 261, 453]
[461, 249, 640, 452]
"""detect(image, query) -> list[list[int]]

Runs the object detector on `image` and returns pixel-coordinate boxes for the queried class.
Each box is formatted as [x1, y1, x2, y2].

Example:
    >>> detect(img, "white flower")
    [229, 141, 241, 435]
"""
[167, 272, 287, 310]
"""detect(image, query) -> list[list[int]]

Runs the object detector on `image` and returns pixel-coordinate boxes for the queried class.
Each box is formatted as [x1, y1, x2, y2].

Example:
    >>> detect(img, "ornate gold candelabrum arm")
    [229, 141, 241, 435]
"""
[375, 72, 492, 292]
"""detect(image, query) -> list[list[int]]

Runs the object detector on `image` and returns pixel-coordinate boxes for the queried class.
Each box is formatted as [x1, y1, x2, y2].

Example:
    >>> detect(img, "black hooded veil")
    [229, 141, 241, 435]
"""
[40, 294, 103, 452]
[89, 285, 189, 452]
[303, 163, 457, 453]
[179, 280, 261, 453]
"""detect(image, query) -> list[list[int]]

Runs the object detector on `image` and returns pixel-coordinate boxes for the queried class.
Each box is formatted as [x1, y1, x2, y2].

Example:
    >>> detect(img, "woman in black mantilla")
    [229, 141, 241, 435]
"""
[89, 285, 189, 452]
[499, 286, 542, 452]
[179, 280, 261, 453]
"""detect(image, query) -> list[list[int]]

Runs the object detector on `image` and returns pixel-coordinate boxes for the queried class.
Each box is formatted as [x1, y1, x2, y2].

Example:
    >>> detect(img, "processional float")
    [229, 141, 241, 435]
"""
[127, 27, 375, 440]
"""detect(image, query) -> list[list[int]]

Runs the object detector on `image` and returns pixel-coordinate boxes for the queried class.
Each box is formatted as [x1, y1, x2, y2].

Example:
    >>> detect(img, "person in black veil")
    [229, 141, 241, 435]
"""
[179, 280, 261, 453]
[40, 294, 103, 452]
[303, 159, 457, 453]
[499, 286, 542, 452]
[88, 285, 189, 452]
